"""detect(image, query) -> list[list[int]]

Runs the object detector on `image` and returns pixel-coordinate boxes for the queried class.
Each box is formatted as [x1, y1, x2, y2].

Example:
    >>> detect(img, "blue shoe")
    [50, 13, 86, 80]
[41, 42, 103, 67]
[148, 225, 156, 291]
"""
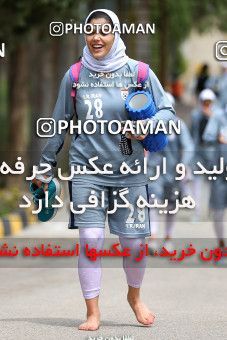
[125, 91, 156, 120]
[30, 178, 61, 222]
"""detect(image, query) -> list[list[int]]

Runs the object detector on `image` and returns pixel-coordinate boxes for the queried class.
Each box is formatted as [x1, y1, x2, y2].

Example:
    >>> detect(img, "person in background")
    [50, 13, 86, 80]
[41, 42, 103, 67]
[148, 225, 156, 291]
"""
[217, 62, 227, 111]
[148, 92, 194, 252]
[206, 62, 227, 101]
[203, 102, 226, 252]
[171, 74, 184, 102]
[190, 89, 222, 220]
[195, 63, 210, 97]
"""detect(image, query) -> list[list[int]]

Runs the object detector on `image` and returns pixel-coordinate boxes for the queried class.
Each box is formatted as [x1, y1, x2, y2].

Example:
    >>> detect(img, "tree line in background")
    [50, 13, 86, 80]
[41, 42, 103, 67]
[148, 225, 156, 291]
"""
[0, 0, 226, 188]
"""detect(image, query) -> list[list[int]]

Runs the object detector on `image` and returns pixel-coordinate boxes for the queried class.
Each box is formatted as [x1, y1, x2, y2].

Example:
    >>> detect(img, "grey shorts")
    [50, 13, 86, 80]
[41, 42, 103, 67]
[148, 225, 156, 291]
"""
[68, 181, 151, 238]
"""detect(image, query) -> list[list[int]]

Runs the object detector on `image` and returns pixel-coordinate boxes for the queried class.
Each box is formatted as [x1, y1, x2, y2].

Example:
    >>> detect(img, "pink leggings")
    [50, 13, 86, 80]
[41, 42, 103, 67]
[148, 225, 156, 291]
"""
[78, 228, 147, 299]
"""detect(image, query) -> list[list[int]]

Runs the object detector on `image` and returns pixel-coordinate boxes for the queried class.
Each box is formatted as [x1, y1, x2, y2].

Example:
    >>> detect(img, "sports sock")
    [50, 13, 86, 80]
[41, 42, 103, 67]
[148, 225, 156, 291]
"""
[78, 227, 105, 299]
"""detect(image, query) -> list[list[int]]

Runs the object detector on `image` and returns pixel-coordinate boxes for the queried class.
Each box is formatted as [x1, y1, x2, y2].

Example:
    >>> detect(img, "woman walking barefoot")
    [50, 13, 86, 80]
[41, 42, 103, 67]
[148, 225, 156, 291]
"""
[34, 9, 175, 331]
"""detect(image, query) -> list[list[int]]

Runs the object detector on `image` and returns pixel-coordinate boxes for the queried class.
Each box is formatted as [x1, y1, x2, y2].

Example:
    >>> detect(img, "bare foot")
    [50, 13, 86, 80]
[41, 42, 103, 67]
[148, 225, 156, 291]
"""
[127, 294, 155, 326]
[78, 313, 100, 331]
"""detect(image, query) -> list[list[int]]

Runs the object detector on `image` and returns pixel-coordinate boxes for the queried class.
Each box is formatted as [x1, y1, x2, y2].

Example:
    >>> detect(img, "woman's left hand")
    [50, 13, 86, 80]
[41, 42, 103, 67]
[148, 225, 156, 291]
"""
[218, 134, 227, 144]
[122, 119, 148, 141]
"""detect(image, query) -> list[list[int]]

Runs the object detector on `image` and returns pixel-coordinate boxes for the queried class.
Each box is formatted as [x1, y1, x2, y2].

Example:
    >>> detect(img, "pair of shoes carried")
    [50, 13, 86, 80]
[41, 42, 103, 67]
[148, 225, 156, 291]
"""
[29, 178, 61, 222]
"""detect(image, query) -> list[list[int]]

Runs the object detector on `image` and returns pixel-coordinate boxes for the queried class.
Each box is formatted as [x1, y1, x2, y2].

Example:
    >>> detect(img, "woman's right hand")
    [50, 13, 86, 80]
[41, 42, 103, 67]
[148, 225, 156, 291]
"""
[31, 177, 49, 191]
